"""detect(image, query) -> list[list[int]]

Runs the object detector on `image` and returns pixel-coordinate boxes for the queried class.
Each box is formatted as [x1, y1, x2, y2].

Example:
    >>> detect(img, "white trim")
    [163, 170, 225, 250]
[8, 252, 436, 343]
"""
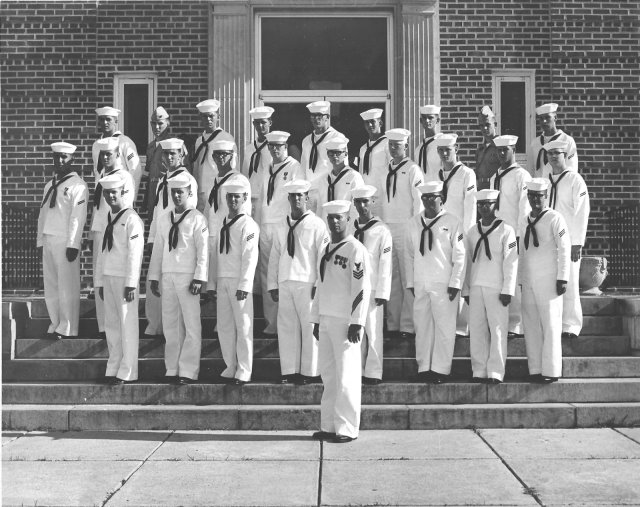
[113, 73, 157, 145]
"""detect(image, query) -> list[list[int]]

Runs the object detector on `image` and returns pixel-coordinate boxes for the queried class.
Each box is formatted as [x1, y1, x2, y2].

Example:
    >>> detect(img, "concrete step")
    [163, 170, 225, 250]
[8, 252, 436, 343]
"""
[5, 295, 625, 319]
[4, 356, 640, 382]
[17, 314, 623, 340]
[13, 335, 631, 359]
[3, 378, 640, 406]
[3, 402, 639, 431]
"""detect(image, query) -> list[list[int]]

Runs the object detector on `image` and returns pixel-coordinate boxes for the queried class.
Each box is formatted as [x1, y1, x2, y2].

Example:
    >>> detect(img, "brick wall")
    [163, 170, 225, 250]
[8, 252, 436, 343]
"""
[2, 0, 639, 289]
[439, 0, 640, 258]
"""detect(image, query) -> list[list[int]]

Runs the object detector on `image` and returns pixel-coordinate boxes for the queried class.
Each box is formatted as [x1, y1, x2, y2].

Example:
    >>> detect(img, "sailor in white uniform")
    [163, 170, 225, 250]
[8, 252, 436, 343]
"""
[405, 181, 466, 384]
[379, 128, 424, 337]
[351, 185, 392, 384]
[95, 172, 144, 384]
[300, 101, 345, 211]
[257, 131, 303, 336]
[208, 181, 260, 384]
[520, 178, 571, 383]
[145, 138, 198, 339]
[527, 102, 579, 178]
[414, 104, 442, 181]
[92, 106, 142, 200]
[148, 173, 208, 384]
[241, 106, 274, 223]
[317, 135, 364, 222]
[311, 200, 371, 443]
[192, 99, 235, 211]
[490, 135, 531, 337]
[357, 108, 389, 216]
[268, 179, 329, 384]
[545, 139, 590, 339]
[91, 136, 136, 340]
[463, 189, 518, 383]
[37, 142, 88, 339]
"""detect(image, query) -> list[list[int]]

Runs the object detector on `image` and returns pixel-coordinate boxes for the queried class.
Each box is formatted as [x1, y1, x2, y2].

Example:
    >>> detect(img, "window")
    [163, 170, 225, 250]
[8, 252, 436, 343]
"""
[114, 74, 157, 154]
[256, 13, 393, 155]
[492, 70, 535, 164]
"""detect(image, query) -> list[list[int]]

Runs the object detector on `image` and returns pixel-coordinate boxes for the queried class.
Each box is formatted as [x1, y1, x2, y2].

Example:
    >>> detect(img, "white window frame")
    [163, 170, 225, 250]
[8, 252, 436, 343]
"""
[255, 12, 394, 122]
[113, 73, 157, 147]
[492, 70, 535, 165]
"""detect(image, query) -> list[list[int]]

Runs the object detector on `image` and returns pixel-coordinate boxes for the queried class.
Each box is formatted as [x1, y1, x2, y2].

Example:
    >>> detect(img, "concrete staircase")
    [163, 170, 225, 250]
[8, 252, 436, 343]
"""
[3, 295, 640, 431]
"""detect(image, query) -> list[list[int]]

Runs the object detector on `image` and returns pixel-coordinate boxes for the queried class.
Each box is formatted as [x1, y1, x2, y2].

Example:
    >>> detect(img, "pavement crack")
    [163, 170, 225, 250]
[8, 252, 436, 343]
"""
[317, 440, 323, 507]
[100, 430, 175, 506]
[613, 427, 640, 446]
[474, 429, 545, 506]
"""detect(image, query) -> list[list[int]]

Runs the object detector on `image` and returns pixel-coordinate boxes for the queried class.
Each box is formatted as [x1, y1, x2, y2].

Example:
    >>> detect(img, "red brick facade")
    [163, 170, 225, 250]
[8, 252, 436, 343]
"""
[1, 0, 639, 287]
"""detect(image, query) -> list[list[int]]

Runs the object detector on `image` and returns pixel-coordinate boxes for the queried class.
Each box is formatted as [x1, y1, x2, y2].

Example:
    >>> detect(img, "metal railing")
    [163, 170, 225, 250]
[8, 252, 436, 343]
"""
[608, 204, 640, 287]
[2, 204, 43, 289]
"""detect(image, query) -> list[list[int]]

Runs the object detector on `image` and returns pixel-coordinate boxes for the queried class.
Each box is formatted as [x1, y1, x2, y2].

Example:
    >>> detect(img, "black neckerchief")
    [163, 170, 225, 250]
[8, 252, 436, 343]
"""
[418, 137, 436, 173]
[42, 173, 75, 209]
[192, 130, 222, 165]
[549, 170, 570, 209]
[353, 217, 379, 243]
[102, 208, 129, 252]
[156, 168, 187, 209]
[472, 219, 503, 262]
[219, 214, 245, 254]
[267, 159, 290, 205]
[309, 130, 331, 172]
[536, 132, 562, 171]
[208, 172, 235, 212]
[168, 209, 191, 251]
[362, 136, 386, 175]
[524, 210, 549, 250]
[319, 241, 347, 281]
[248, 140, 268, 178]
[286, 212, 310, 257]
[386, 159, 409, 201]
[420, 213, 445, 255]
[438, 162, 463, 202]
[327, 167, 350, 202]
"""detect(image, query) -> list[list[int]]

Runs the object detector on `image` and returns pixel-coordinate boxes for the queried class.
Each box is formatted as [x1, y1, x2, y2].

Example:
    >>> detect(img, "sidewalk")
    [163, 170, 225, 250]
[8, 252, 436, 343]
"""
[3, 428, 640, 506]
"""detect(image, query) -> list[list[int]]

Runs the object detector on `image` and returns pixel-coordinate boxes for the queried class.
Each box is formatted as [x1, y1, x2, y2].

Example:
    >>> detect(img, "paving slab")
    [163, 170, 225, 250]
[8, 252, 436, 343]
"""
[2, 430, 170, 461]
[508, 458, 640, 506]
[617, 427, 640, 444]
[321, 458, 537, 506]
[107, 460, 318, 506]
[479, 428, 640, 459]
[150, 430, 318, 461]
[323, 429, 496, 461]
[2, 460, 137, 507]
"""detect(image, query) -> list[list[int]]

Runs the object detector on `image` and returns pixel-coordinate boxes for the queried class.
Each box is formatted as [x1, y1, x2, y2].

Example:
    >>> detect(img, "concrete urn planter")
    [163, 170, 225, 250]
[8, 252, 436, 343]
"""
[579, 256, 608, 295]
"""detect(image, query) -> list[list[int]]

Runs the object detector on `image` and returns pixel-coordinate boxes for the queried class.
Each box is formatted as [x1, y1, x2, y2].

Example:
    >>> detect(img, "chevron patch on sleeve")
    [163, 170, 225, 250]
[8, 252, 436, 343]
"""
[246, 233, 255, 241]
[458, 233, 463, 242]
[580, 191, 587, 197]
[508, 241, 516, 249]
[352, 262, 364, 280]
[351, 290, 364, 314]
[130, 234, 139, 240]
[202, 227, 208, 233]
[415, 180, 423, 187]
[77, 200, 85, 205]
[559, 229, 566, 237]
[127, 153, 134, 161]
[383, 246, 391, 254]
[467, 185, 475, 191]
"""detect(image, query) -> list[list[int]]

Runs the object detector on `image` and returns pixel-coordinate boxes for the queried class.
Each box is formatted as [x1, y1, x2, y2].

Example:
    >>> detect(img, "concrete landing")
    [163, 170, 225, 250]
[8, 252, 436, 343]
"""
[3, 429, 639, 506]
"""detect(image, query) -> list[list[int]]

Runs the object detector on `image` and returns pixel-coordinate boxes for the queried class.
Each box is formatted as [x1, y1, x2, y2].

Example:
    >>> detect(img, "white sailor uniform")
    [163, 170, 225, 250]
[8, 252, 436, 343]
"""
[90, 168, 135, 334]
[378, 157, 424, 333]
[520, 209, 571, 378]
[549, 170, 590, 335]
[414, 136, 442, 182]
[311, 236, 371, 439]
[145, 167, 198, 336]
[206, 171, 252, 291]
[405, 210, 466, 375]
[490, 164, 531, 334]
[301, 127, 344, 210]
[463, 220, 518, 380]
[148, 208, 209, 380]
[37, 172, 88, 337]
[317, 167, 364, 223]
[527, 131, 579, 178]
[95, 208, 144, 381]
[192, 128, 235, 211]
[241, 139, 272, 223]
[258, 157, 303, 335]
[92, 132, 141, 199]
[352, 217, 393, 380]
[209, 214, 260, 382]
[357, 136, 389, 215]
[268, 211, 329, 377]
